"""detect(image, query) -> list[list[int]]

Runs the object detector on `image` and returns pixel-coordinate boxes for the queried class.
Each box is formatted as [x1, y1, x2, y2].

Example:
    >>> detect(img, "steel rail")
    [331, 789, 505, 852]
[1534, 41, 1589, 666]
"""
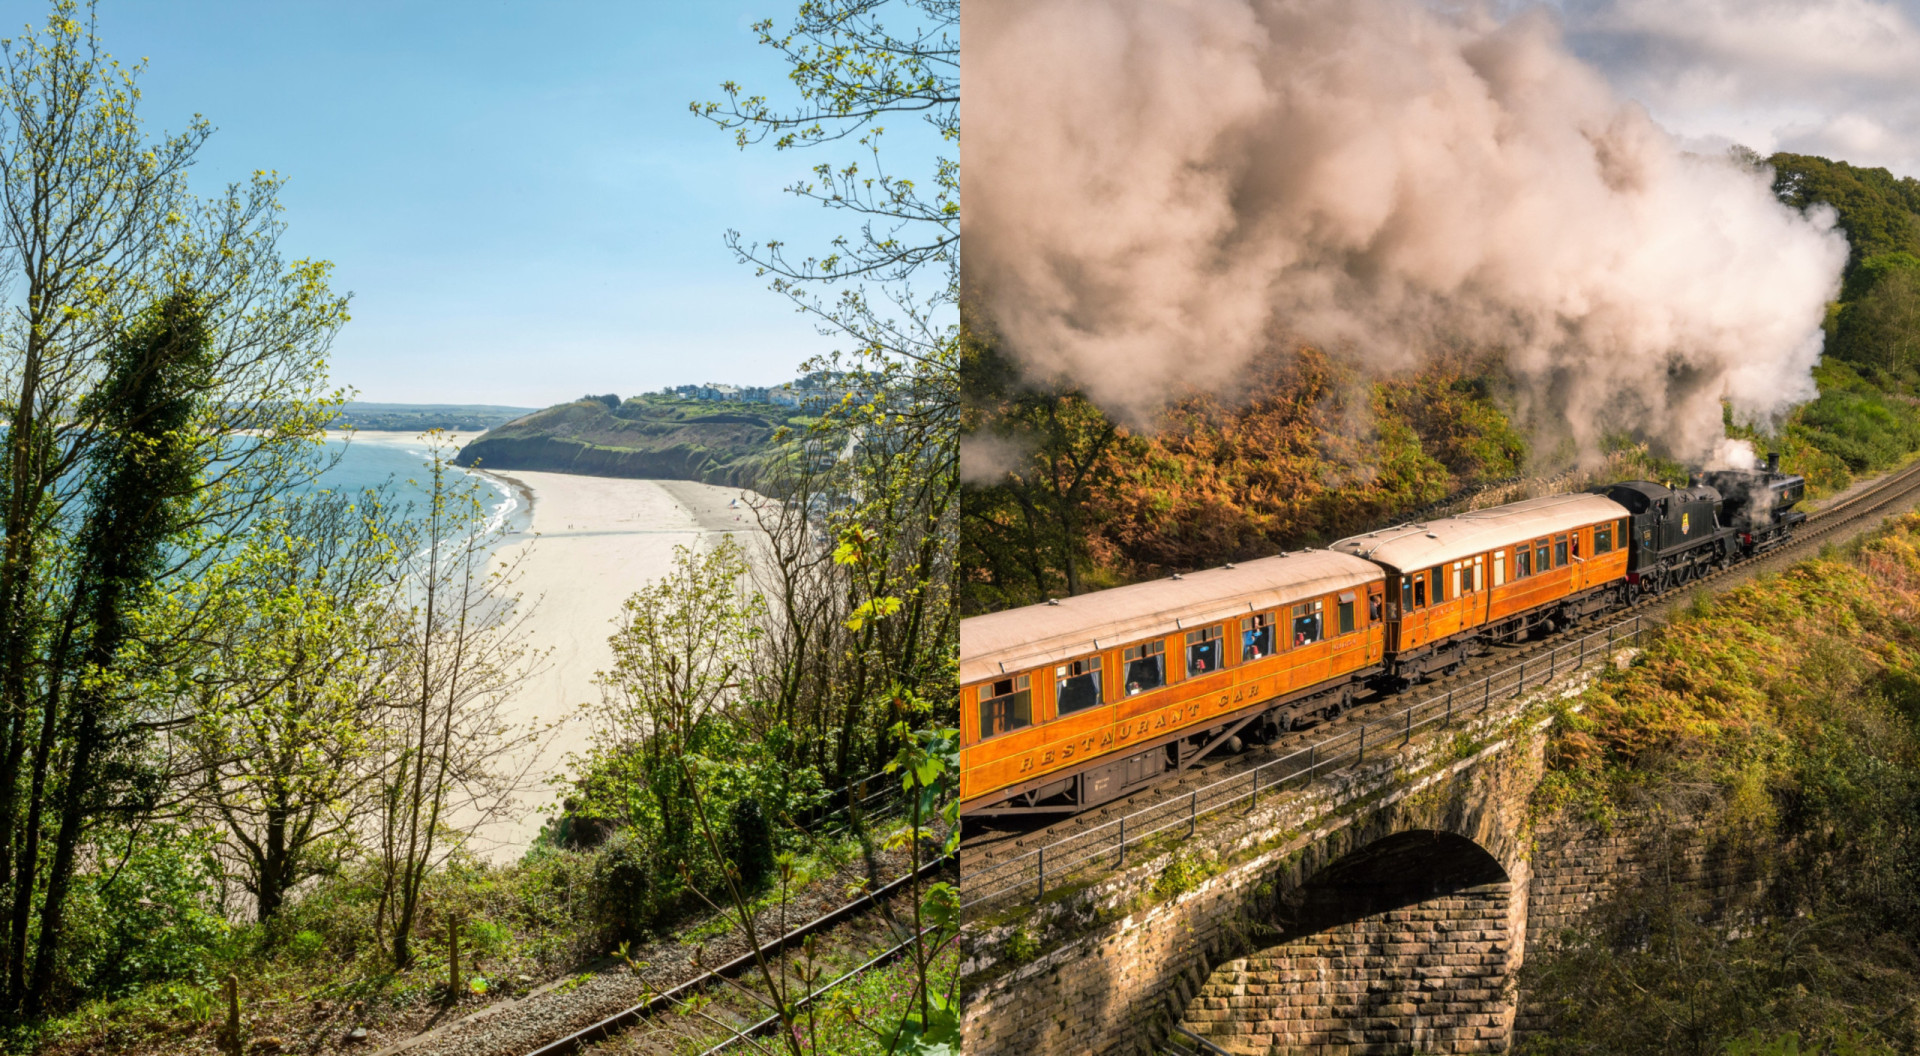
[522, 853, 952, 1056]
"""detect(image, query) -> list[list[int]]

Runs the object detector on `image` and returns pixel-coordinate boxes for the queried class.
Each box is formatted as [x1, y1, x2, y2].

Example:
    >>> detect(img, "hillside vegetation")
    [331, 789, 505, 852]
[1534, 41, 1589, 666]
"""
[1519, 516, 1920, 1054]
[960, 151, 1920, 615]
[332, 402, 534, 432]
[455, 393, 811, 485]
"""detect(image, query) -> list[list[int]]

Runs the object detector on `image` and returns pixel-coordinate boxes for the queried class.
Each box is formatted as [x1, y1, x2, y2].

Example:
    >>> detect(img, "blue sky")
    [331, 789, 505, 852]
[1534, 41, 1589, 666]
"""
[85, 1, 856, 406]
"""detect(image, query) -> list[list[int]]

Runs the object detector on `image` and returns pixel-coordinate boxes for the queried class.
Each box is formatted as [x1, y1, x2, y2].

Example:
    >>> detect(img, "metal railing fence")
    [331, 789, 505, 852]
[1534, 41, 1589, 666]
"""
[961, 614, 1659, 911]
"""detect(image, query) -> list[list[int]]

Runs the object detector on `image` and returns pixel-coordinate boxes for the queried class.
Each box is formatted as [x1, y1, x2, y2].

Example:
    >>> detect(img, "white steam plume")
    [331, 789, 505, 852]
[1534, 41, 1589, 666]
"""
[963, 0, 1850, 462]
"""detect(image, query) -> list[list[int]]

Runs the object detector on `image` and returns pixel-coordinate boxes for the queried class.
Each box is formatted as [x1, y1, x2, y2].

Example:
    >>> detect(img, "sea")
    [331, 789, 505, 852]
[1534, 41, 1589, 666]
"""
[304, 432, 521, 540]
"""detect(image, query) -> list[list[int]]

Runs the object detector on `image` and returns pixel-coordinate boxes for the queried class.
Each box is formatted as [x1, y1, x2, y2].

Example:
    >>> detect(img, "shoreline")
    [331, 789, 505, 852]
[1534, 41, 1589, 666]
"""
[469, 469, 767, 860]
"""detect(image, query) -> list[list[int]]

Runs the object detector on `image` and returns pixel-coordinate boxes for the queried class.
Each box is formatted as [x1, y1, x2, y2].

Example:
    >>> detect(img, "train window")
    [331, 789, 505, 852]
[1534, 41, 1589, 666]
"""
[1430, 567, 1446, 604]
[979, 675, 1031, 739]
[1241, 613, 1274, 660]
[1055, 658, 1103, 715]
[1554, 535, 1568, 567]
[1123, 641, 1165, 696]
[1473, 555, 1484, 590]
[1401, 575, 1416, 610]
[1337, 592, 1356, 634]
[1451, 564, 1462, 598]
[1292, 600, 1323, 646]
[1185, 626, 1222, 676]
[1369, 591, 1383, 623]
[1570, 532, 1581, 560]
[1411, 575, 1426, 608]
[1594, 523, 1613, 553]
[1535, 539, 1551, 572]
[1493, 550, 1506, 586]
[1516, 547, 1531, 578]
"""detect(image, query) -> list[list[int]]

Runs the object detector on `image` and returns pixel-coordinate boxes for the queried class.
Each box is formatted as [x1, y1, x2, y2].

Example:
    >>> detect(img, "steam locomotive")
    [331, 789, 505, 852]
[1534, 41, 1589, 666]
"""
[1603, 452, 1807, 597]
[958, 457, 1808, 817]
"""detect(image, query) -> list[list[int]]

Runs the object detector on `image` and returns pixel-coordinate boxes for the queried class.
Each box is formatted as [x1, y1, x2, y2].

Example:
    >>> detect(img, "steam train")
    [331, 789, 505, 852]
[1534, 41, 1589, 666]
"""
[958, 456, 1807, 817]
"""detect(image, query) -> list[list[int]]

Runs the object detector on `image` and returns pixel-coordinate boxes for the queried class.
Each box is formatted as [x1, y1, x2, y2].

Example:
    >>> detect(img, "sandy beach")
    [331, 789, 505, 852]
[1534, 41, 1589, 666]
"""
[469, 470, 764, 858]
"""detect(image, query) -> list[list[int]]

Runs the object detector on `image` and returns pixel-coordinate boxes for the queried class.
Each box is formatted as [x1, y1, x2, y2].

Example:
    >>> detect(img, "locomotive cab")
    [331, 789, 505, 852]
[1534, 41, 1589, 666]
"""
[1596, 480, 1733, 591]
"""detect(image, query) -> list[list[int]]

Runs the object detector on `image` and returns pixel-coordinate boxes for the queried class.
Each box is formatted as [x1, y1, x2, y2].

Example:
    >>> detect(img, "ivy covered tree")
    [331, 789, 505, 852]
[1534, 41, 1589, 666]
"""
[0, 2, 347, 1010]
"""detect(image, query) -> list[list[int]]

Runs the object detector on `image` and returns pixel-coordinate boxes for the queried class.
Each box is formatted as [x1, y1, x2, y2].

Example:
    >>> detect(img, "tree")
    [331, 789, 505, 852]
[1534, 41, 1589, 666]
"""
[178, 492, 408, 922]
[0, 1, 347, 1010]
[375, 437, 542, 970]
[589, 537, 766, 846]
[1771, 152, 1920, 273]
[1834, 254, 1920, 379]
[694, 0, 957, 364]
[22, 290, 213, 1009]
[697, 0, 960, 775]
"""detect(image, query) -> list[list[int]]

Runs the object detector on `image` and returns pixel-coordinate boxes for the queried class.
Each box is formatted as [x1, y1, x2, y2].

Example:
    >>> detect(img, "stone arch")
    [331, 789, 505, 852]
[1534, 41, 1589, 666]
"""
[1179, 829, 1519, 1054]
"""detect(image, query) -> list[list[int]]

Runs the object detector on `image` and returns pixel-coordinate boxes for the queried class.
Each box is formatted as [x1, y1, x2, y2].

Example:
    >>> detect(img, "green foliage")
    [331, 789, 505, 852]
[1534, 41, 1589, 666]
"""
[463, 920, 512, 961]
[1151, 851, 1215, 901]
[588, 831, 661, 947]
[1523, 514, 1920, 1052]
[1770, 152, 1920, 272]
[1832, 258, 1920, 380]
[286, 931, 325, 963]
[1786, 360, 1920, 474]
[56, 826, 232, 1001]
[1002, 926, 1040, 966]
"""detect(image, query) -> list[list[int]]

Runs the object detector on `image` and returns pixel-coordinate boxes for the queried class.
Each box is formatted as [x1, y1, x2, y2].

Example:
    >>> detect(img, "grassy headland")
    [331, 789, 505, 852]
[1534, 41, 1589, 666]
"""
[455, 393, 812, 486]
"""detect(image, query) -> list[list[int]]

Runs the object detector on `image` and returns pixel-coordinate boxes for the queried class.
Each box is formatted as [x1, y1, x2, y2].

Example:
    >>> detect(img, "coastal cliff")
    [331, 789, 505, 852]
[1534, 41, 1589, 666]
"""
[454, 395, 803, 485]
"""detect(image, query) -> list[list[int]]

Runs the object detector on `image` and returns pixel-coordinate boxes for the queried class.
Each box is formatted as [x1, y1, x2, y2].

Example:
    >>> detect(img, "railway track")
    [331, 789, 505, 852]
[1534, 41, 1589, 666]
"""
[958, 457, 1920, 905]
[525, 855, 953, 1056]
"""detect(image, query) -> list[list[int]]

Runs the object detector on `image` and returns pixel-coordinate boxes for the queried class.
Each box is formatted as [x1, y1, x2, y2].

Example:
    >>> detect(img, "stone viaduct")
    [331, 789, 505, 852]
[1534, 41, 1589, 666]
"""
[958, 652, 1760, 1056]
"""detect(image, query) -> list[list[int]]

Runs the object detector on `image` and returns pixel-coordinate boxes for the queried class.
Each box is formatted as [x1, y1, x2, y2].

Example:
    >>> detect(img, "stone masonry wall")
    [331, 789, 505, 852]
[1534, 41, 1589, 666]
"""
[1514, 815, 1769, 1036]
[961, 720, 1551, 1056]
[1184, 881, 1515, 1055]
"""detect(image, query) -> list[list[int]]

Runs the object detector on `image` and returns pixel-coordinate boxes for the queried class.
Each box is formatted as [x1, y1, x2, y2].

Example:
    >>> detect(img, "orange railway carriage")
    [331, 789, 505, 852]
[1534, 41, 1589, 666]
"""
[1329, 493, 1632, 679]
[959, 550, 1388, 816]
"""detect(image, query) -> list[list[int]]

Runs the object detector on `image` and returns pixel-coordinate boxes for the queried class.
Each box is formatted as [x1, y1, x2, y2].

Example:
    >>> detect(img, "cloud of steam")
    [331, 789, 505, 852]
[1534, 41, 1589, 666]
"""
[963, 0, 1851, 463]
[960, 431, 1038, 484]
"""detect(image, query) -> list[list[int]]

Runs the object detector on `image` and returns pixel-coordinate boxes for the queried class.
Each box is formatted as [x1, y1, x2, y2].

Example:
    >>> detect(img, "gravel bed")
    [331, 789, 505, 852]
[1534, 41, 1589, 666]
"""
[386, 845, 921, 1056]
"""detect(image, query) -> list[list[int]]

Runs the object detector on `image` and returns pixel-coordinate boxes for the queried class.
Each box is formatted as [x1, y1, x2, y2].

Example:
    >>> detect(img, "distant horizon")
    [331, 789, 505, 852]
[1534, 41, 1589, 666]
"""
[90, 2, 873, 406]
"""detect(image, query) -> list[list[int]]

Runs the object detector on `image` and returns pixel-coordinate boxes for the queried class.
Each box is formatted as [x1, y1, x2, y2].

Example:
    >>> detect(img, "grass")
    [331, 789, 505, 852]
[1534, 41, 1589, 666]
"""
[14, 811, 922, 1056]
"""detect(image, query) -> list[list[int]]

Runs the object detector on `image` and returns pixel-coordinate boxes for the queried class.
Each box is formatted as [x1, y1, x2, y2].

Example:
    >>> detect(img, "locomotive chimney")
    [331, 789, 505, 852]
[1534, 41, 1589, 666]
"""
[1767, 451, 1780, 473]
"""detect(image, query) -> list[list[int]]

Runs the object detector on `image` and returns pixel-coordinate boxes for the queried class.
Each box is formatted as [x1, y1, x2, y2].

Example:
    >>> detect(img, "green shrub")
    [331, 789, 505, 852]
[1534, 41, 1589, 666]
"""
[57, 825, 232, 1002]
[286, 930, 326, 963]
[727, 796, 775, 892]
[589, 831, 660, 945]
[464, 919, 512, 961]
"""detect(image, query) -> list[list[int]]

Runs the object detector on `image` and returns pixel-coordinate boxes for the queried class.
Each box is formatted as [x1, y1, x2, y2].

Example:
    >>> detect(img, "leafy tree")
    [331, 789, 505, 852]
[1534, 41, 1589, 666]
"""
[696, 0, 960, 777]
[1832, 253, 1920, 378]
[1770, 152, 1920, 272]
[587, 537, 766, 854]
[960, 334, 1122, 609]
[176, 492, 408, 922]
[375, 437, 542, 970]
[0, 1, 346, 1011]
[20, 290, 213, 1010]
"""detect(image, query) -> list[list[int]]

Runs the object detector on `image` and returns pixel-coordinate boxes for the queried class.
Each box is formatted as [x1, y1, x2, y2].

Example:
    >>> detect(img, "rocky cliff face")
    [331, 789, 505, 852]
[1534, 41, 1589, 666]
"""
[453, 397, 796, 485]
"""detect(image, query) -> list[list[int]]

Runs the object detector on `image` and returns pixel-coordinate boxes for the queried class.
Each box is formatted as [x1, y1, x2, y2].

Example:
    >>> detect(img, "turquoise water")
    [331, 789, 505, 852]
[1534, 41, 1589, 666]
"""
[304, 434, 519, 537]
